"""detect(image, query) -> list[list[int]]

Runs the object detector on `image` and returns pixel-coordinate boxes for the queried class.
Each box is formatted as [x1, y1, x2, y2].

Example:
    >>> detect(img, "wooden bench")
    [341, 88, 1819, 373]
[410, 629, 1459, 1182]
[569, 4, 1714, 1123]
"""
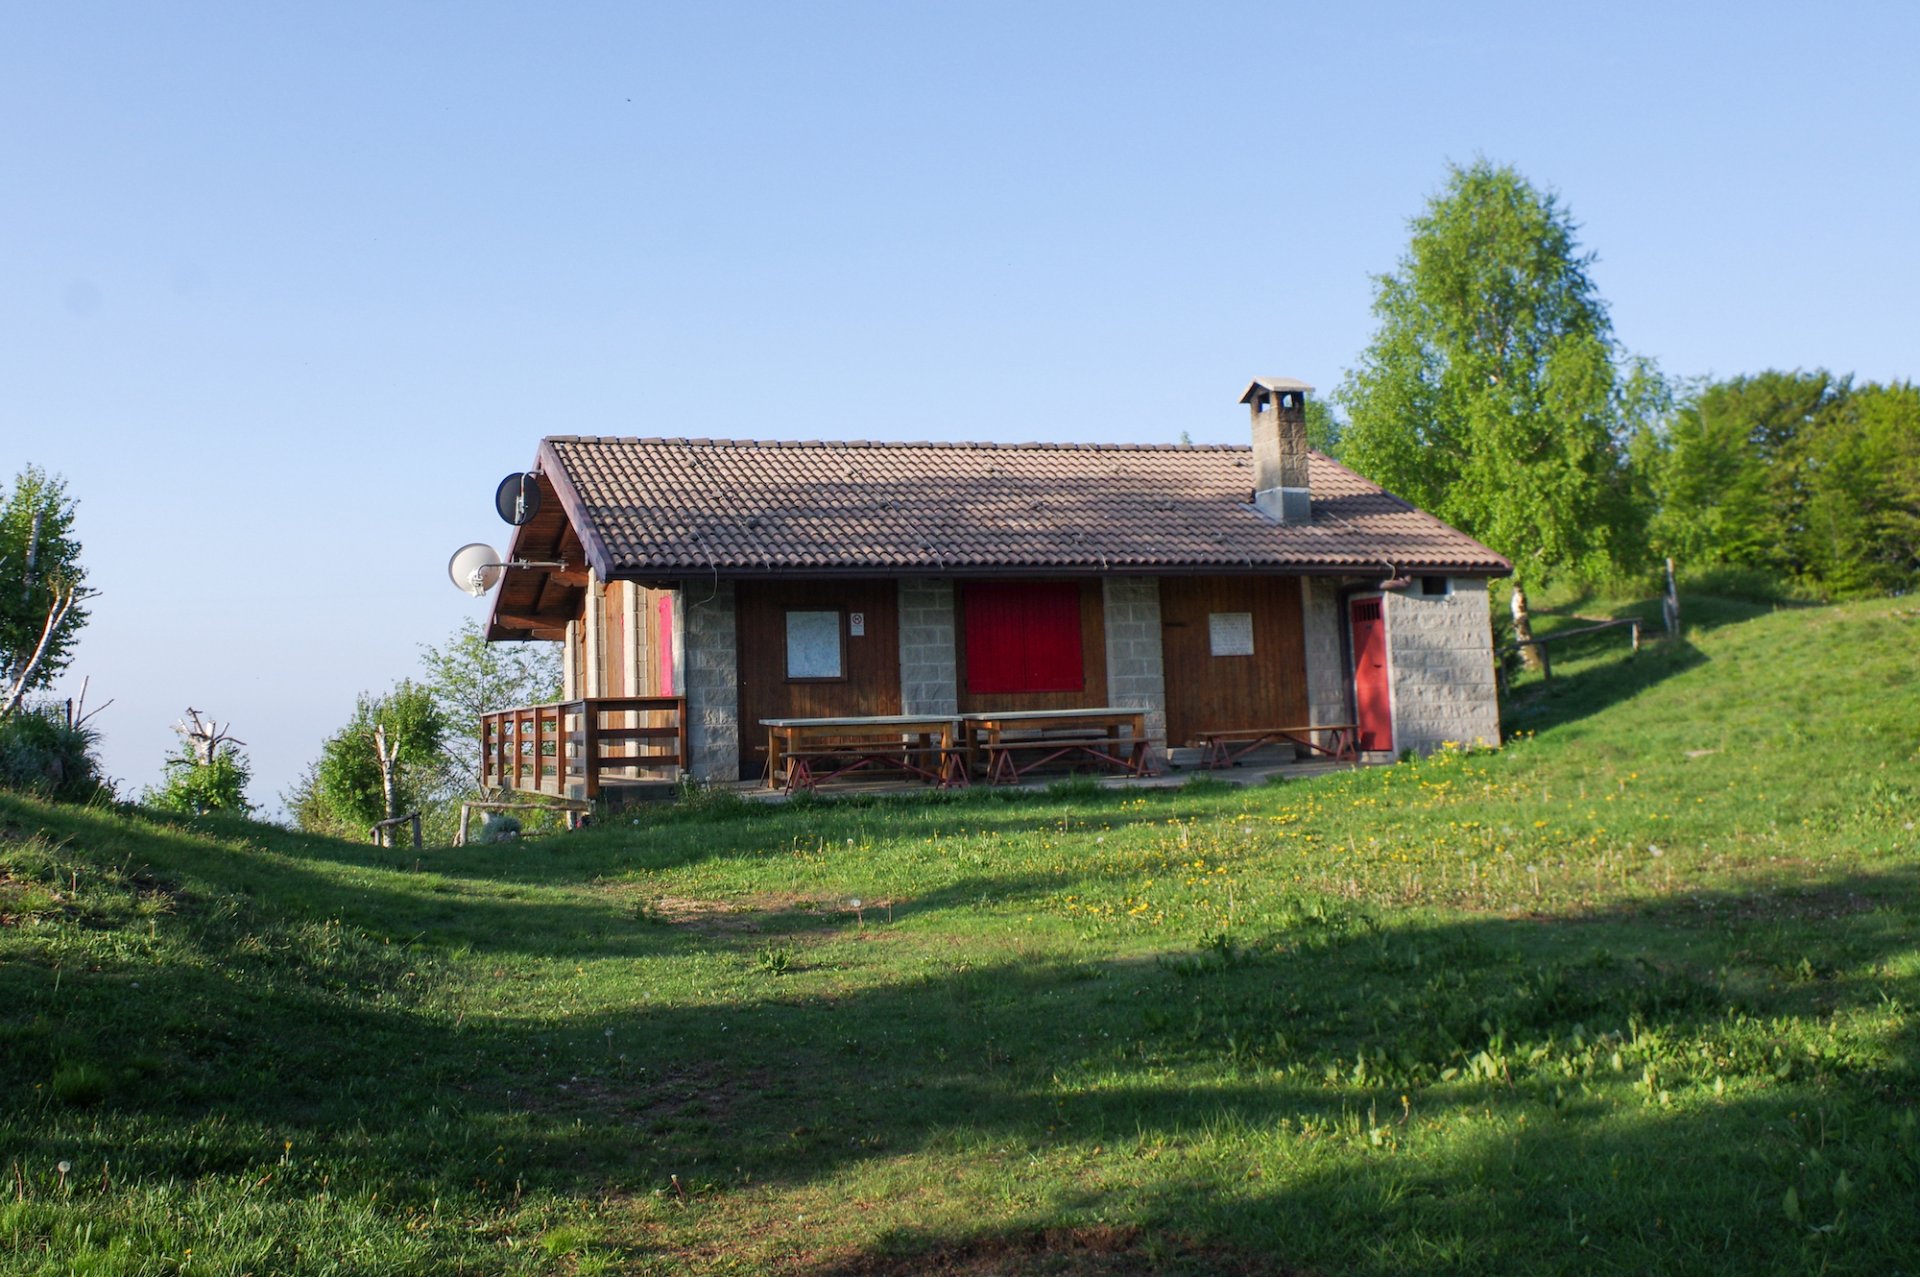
[777, 740, 970, 793]
[960, 708, 1158, 785]
[762, 715, 968, 794]
[979, 732, 1153, 785]
[1191, 723, 1360, 769]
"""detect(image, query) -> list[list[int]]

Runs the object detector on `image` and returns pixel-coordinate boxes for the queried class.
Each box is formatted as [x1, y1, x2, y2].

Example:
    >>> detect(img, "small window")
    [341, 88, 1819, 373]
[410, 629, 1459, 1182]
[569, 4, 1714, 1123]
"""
[1419, 575, 1451, 598]
[1208, 612, 1255, 656]
[785, 610, 844, 680]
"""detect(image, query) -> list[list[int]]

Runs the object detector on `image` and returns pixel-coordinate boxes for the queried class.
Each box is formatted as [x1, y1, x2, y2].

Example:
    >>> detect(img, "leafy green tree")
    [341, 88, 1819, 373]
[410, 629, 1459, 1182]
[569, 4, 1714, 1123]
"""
[1305, 398, 1344, 457]
[417, 618, 562, 790]
[1799, 381, 1920, 595]
[294, 682, 445, 842]
[1637, 370, 1916, 598]
[1638, 370, 1848, 576]
[0, 467, 89, 713]
[1337, 161, 1660, 661]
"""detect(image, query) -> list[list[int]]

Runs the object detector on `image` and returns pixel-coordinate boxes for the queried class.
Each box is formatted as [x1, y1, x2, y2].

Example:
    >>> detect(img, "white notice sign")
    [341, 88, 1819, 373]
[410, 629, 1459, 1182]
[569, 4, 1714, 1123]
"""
[1208, 612, 1255, 656]
[849, 612, 866, 636]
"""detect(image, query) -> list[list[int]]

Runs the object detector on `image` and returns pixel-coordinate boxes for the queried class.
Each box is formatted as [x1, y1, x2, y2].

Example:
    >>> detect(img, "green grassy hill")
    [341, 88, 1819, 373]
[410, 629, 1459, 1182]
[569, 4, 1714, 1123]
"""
[3, 594, 1917, 1275]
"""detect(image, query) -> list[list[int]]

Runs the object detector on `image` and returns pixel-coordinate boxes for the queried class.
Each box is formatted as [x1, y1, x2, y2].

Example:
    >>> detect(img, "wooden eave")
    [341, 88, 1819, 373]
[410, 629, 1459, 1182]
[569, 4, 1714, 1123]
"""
[486, 467, 588, 642]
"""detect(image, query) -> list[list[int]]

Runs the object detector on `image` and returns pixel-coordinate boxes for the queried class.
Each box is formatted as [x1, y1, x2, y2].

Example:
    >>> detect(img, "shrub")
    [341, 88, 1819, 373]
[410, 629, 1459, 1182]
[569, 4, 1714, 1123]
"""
[478, 812, 522, 844]
[146, 743, 252, 816]
[0, 703, 107, 802]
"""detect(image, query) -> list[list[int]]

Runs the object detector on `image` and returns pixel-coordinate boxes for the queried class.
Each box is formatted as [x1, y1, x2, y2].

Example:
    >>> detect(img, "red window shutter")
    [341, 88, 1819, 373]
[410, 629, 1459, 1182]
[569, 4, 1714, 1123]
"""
[964, 582, 1084, 694]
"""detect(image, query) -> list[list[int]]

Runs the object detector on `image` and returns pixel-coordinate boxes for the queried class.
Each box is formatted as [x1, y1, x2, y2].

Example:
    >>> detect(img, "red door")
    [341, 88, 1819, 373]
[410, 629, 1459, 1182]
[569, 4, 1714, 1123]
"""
[1350, 597, 1392, 753]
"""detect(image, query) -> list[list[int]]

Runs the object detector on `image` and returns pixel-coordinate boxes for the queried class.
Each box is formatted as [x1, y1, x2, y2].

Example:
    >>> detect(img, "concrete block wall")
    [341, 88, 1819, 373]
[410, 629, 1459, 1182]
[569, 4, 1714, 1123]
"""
[1385, 577, 1502, 755]
[897, 578, 959, 715]
[682, 581, 740, 781]
[1102, 576, 1167, 763]
[1301, 577, 1349, 727]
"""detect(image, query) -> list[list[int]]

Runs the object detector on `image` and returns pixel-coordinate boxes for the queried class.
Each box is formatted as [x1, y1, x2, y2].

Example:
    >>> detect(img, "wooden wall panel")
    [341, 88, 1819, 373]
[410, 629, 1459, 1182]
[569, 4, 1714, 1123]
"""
[624, 584, 670, 698]
[955, 579, 1109, 714]
[600, 582, 627, 696]
[736, 581, 902, 770]
[1158, 576, 1308, 746]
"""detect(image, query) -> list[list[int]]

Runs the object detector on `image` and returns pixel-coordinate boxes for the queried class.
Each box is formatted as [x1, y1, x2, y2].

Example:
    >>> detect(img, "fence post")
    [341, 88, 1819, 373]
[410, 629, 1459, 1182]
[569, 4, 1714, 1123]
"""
[583, 702, 601, 799]
[1539, 642, 1552, 680]
[1664, 557, 1681, 637]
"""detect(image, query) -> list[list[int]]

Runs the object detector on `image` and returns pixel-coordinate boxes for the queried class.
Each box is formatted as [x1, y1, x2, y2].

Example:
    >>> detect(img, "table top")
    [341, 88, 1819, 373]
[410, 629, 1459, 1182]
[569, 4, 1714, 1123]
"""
[960, 707, 1146, 723]
[760, 714, 962, 729]
[1199, 722, 1358, 736]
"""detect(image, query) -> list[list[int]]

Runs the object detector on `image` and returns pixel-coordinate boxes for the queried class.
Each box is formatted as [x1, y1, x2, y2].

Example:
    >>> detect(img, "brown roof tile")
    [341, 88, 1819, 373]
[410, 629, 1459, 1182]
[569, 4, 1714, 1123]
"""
[537, 437, 1511, 579]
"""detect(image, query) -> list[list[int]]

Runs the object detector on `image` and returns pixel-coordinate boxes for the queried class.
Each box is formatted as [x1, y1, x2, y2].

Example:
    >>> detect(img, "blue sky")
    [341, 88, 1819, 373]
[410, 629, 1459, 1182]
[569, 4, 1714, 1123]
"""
[4, 1, 1916, 809]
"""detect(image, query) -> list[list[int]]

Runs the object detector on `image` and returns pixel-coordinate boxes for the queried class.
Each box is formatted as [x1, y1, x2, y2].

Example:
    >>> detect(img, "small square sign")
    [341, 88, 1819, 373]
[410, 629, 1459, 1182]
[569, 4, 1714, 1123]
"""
[849, 612, 866, 636]
[1209, 612, 1255, 656]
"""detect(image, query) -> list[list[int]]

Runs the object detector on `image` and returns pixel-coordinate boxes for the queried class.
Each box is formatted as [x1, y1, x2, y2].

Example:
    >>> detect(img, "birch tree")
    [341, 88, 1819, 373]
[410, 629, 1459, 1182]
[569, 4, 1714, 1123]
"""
[1337, 161, 1657, 664]
[0, 466, 89, 715]
[297, 682, 444, 842]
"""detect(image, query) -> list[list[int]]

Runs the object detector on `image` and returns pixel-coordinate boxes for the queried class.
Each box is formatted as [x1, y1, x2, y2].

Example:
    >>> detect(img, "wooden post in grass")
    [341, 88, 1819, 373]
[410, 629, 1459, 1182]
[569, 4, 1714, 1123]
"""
[1663, 558, 1681, 637]
[369, 811, 422, 849]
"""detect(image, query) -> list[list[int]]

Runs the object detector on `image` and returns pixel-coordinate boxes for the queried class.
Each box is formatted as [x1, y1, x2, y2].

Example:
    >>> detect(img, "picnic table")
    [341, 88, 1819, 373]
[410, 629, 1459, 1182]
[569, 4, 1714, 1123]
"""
[1191, 723, 1360, 769]
[761, 714, 968, 794]
[961, 707, 1157, 784]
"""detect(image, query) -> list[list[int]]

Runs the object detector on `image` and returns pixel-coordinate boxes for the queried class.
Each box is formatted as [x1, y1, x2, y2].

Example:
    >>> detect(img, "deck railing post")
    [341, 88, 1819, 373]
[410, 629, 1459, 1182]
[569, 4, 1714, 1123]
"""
[532, 704, 547, 795]
[583, 701, 602, 799]
[512, 710, 525, 790]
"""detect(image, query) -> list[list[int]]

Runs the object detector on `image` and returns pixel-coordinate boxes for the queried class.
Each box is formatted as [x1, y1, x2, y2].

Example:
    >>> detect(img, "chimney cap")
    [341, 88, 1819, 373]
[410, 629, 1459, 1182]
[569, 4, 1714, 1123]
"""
[1239, 377, 1315, 404]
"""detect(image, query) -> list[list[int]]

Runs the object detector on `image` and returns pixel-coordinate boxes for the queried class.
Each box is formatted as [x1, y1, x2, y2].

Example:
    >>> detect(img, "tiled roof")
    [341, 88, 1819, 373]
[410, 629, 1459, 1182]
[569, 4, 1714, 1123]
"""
[539, 437, 1511, 578]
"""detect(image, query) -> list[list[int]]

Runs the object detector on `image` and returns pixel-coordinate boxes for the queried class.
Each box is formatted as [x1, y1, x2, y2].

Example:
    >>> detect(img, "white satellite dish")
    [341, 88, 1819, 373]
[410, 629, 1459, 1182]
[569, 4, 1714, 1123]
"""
[448, 543, 505, 597]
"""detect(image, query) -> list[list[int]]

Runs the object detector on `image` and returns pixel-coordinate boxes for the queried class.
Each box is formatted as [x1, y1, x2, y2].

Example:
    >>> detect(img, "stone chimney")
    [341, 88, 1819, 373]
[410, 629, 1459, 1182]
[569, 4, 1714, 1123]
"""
[1240, 377, 1314, 523]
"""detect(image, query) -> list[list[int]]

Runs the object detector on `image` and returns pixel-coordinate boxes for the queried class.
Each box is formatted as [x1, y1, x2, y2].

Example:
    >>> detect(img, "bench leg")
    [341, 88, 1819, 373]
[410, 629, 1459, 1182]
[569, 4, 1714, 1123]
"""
[784, 757, 814, 795]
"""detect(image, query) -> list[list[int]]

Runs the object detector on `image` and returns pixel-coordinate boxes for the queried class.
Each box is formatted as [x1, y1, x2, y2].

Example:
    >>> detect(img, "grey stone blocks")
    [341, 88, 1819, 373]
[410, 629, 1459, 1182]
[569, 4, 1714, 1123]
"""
[1385, 578, 1501, 755]
[897, 579, 959, 716]
[1102, 577, 1167, 764]
[683, 581, 740, 780]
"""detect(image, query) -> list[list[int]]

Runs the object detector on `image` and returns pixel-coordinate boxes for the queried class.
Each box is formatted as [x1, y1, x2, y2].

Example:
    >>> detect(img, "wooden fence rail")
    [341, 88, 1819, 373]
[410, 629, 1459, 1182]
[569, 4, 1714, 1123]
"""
[369, 811, 422, 849]
[479, 696, 687, 799]
[1501, 618, 1642, 684]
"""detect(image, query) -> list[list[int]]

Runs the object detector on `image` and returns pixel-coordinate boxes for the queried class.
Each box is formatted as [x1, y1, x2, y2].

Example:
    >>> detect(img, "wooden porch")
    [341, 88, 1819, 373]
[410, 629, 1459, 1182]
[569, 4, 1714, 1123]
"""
[480, 696, 687, 799]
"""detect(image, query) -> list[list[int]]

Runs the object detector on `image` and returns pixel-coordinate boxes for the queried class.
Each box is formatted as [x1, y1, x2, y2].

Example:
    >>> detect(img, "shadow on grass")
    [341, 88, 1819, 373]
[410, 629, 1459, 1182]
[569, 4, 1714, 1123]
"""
[13, 797, 1185, 960]
[5, 837, 1916, 1274]
[1502, 636, 1709, 738]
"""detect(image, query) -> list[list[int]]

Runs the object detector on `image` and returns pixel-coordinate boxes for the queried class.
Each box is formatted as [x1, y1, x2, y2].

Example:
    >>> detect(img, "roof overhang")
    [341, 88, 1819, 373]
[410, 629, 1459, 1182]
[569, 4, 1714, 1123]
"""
[484, 464, 590, 642]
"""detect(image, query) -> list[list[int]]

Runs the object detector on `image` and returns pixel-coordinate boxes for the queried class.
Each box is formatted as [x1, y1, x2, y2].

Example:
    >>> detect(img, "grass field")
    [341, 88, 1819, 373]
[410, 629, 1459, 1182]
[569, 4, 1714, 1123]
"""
[3, 591, 1917, 1274]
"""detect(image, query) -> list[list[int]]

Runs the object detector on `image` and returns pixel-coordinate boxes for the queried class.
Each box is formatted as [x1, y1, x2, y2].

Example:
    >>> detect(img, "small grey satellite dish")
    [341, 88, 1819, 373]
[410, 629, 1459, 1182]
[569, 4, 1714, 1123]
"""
[448, 543, 504, 597]
[495, 472, 543, 526]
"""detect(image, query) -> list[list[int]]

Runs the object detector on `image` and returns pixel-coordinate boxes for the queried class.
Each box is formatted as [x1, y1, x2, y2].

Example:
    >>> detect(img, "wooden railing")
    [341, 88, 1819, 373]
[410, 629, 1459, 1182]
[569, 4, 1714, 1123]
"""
[479, 696, 687, 799]
[1499, 618, 1642, 685]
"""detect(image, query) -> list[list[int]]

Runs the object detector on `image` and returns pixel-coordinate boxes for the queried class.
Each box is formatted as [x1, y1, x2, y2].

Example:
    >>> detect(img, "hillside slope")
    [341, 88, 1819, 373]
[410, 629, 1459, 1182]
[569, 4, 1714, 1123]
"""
[3, 594, 1916, 1275]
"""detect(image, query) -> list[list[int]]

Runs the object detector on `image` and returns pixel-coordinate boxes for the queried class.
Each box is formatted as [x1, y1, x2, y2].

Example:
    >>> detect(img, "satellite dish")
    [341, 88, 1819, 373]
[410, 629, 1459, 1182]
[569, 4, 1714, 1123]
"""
[495, 472, 543, 526]
[448, 543, 504, 597]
